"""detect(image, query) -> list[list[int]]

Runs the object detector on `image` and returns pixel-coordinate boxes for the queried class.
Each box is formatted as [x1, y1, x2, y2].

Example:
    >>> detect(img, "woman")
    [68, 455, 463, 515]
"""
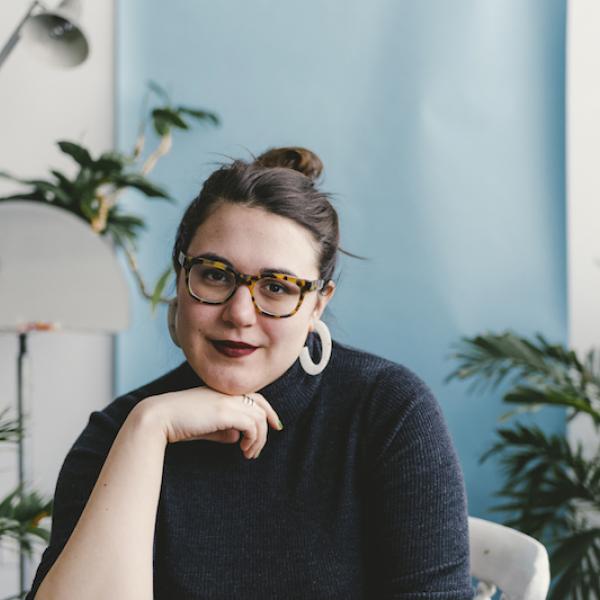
[29, 147, 472, 599]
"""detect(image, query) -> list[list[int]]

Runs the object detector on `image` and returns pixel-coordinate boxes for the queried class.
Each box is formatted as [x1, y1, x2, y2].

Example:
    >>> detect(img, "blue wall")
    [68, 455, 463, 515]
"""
[115, 0, 567, 519]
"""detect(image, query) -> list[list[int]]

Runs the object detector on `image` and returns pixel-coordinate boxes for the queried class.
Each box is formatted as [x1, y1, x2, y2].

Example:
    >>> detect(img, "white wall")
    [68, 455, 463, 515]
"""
[0, 1, 115, 595]
[566, 0, 600, 461]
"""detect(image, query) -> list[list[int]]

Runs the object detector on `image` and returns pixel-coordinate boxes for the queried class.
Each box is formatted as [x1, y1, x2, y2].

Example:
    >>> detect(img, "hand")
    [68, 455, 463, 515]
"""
[137, 388, 283, 459]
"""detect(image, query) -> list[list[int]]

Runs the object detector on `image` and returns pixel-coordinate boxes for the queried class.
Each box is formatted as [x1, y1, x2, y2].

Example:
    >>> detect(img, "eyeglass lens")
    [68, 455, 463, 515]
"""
[189, 263, 302, 316]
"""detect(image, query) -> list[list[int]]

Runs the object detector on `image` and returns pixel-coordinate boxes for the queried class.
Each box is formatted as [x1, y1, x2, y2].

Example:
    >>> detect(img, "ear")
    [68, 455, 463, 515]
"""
[308, 282, 336, 332]
[167, 298, 181, 347]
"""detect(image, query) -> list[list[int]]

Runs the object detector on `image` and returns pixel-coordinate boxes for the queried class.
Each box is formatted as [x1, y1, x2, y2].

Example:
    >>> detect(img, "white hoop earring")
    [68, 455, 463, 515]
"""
[299, 320, 331, 376]
[167, 298, 180, 347]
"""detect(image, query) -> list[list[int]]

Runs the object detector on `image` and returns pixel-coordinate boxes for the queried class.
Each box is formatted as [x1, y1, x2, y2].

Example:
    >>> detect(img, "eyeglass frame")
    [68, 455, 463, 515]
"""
[177, 251, 328, 318]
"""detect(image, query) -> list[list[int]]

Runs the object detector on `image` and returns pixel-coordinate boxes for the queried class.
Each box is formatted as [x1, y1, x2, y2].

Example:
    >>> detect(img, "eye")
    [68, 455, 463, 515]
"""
[266, 281, 286, 295]
[201, 267, 230, 285]
[259, 277, 298, 297]
[206, 269, 225, 280]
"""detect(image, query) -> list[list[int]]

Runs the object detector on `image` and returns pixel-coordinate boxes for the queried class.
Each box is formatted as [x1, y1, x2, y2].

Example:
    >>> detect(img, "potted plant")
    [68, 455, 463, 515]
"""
[447, 331, 600, 599]
[0, 81, 220, 309]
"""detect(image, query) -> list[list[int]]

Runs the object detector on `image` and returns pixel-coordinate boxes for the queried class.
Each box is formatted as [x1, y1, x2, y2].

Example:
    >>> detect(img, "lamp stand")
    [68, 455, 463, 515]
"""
[17, 332, 29, 598]
[0, 1, 42, 70]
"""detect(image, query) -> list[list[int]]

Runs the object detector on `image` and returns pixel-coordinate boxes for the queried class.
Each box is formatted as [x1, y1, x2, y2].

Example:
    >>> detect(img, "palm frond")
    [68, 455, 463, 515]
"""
[447, 331, 587, 390]
[549, 529, 600, 600]
[447, 332, 600, 428]
[483, 424, 599, 521]
[0, 487, 52, 557]
[505, 385, 600, 426]
[0, 408, 21, 442]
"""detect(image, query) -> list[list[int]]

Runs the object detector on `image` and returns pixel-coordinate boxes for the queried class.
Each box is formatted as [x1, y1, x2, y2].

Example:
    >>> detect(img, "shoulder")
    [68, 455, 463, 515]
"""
[329, 340, 449, 463]
[329, 339, 434, 407]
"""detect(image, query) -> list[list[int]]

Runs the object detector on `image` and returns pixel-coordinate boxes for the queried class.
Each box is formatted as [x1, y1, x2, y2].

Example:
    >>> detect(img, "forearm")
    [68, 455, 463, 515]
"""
[36, 404, 167, 600]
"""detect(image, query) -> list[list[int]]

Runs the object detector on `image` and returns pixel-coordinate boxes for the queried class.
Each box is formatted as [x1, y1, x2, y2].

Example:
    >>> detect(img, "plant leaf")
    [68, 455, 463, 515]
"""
[0, 191, 47, 202]
[93, 157, 126, 175]
[150, 266, 173, 312]
[504, 385, 600, 425]
[0, 407, 21, 442]
[0, 170, 26, 183]
[153, 116, 169, 136]
[147, 80, 170, 103]
[113, 174, 172, 199]
[549, 529, 600, 600]
[176, 106, 220, 126]
[57, 141, 93, 167]
[152, 108, 188, 131]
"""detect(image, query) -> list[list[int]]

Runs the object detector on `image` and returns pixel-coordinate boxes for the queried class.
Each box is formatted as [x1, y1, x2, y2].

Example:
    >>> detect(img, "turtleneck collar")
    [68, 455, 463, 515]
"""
[174, 331, 325, 426]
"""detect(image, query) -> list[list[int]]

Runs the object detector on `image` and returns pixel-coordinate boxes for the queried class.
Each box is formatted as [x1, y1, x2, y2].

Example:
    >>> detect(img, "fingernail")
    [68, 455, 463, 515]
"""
[277, 419, 284, 431]
[255, 451, 261, 459]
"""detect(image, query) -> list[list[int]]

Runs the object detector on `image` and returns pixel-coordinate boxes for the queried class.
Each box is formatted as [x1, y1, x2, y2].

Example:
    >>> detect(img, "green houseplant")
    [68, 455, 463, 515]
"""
[447, 331, 600, 600]
[0, 81, 220, 309]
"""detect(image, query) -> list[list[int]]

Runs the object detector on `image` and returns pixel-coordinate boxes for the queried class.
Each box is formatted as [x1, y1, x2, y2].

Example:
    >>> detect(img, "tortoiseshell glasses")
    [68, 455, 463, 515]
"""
[178, 252, 326, 318]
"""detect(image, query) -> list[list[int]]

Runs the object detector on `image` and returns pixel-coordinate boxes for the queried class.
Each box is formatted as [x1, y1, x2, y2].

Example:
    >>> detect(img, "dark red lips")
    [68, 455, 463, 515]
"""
[212, 340, 258, 358]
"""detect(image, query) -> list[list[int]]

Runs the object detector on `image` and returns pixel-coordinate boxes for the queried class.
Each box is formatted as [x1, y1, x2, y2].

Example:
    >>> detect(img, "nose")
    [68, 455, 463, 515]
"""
[221, 284, 257, 327]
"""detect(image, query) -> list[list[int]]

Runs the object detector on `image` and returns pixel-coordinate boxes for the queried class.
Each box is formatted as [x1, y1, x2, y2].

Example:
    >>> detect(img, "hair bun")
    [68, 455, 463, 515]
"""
[255, 147, 323, 181]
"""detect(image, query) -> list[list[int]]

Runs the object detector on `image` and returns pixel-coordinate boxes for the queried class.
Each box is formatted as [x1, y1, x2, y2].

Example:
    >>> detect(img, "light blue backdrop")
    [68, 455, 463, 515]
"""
[115, 0, 567, 519]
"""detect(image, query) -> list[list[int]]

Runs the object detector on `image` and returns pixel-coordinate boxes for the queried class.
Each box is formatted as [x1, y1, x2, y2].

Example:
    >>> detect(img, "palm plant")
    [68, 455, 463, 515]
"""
[0, 81, 220, 309]
[447, 331, 600, 600]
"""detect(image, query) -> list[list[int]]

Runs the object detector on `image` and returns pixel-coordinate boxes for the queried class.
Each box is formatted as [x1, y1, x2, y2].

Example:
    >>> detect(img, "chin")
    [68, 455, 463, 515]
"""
[208, 380, 249, 396]
[201, 369, 259, 396]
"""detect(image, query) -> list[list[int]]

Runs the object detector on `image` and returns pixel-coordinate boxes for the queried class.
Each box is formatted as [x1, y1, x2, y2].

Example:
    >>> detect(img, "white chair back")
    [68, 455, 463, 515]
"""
[469, 516, 551, 600]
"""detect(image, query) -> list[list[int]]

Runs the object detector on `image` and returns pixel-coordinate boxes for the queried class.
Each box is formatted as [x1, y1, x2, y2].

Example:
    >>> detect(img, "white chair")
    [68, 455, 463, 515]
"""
[469, 516, 551, 600]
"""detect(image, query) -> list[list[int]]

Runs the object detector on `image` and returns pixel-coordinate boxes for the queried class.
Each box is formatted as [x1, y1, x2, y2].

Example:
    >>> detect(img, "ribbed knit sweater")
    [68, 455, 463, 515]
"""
[27, 338, 472, 599]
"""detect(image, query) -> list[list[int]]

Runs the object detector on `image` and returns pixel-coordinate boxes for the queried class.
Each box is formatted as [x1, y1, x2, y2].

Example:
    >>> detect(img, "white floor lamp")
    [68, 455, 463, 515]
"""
[0, 201, 129, 596]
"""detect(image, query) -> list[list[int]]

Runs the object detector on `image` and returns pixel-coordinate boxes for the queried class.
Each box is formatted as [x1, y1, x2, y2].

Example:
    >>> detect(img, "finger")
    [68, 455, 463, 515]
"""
[239, 418, 258, 457]
[247, 410, 268, 459]
[235, 395, 262, 451]
[216, 405, 257, 457]
[183, 429, 241, 444]
[202, 429, 241, 444]
[247, 393, 284, 431]
[239, 395, 268, 458]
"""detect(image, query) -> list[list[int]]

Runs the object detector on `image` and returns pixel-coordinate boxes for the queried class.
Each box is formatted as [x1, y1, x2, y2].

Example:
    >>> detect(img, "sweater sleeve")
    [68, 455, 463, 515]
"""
[25, 403, 127, 600]
[362, 367, 472, 599]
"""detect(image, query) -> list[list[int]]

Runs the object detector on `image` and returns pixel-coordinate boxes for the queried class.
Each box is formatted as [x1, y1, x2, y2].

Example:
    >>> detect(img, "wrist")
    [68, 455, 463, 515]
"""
[127, 397, 170, 446]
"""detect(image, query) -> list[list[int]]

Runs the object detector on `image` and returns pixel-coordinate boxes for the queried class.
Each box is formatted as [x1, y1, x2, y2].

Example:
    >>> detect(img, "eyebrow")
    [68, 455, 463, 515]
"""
[195, 252, 299, 277]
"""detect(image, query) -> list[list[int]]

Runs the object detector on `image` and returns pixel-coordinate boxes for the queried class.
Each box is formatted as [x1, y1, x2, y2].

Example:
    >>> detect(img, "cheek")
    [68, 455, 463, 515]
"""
[263, 315, 311, 350]
[176, 292, 213, 334]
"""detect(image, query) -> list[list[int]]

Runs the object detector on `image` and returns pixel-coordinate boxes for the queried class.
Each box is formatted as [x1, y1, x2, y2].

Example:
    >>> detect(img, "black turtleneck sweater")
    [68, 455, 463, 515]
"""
[27, 338, 472, 599]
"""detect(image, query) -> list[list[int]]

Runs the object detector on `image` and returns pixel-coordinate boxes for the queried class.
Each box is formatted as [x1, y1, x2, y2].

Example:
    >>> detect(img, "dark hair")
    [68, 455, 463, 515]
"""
[172, 147, 340, 284]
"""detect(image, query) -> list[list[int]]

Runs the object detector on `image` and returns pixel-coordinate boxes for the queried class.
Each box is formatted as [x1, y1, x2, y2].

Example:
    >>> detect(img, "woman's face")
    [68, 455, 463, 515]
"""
[175, 202, 335, 395]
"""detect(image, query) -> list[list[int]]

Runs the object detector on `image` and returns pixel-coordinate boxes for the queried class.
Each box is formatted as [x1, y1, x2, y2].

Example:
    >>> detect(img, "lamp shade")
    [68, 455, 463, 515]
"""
[20, 0, 89, 68]
[0, 201, 129, 332]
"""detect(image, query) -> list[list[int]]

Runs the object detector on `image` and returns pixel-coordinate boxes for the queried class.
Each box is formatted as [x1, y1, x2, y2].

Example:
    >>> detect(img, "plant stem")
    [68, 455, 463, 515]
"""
[141, 132, 172, 175]
[122, 241, 171, 305]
